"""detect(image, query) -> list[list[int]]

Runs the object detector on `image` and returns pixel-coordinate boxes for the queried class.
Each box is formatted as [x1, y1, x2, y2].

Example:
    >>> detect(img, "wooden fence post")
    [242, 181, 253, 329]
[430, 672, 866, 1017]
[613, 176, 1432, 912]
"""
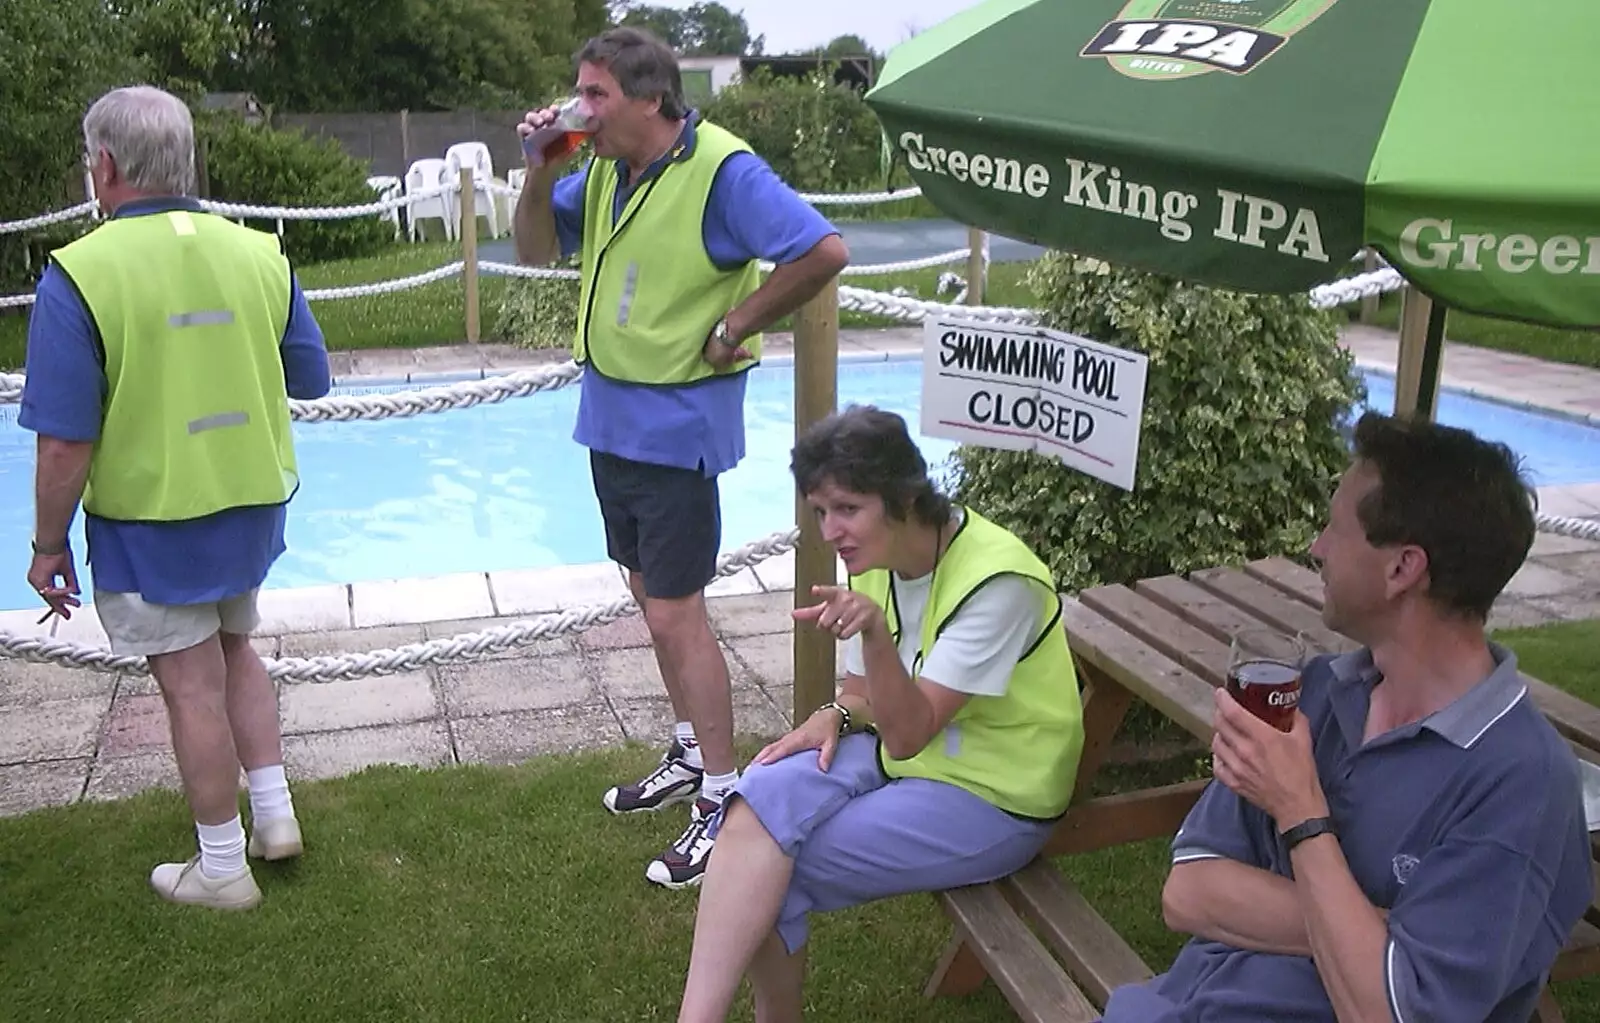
[460, 166, 480, 344]
[966, 226, 987, 306]
[792, 277, 840, 723]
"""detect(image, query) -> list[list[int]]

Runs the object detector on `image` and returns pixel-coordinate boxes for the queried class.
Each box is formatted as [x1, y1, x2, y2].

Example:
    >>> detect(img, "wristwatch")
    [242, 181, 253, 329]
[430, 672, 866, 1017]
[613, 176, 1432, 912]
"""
[818, 700, 852, 735]
[709, 317, 738, 350]
[1281, 816, 1337, 851]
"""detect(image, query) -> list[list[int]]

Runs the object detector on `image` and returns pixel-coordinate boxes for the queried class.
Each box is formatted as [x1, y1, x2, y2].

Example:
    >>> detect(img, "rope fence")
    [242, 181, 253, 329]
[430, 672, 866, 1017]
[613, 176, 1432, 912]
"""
[0, 183, 1589, 680]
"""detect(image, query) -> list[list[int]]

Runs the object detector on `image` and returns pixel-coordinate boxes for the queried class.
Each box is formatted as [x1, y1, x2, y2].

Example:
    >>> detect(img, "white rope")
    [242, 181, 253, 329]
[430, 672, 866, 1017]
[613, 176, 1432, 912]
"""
[303, 262, 464, 300]
[198, 184, 459, 222]
[480, 260, 581, 281]
[489, 180, 922, 208]
[1537, 512, 1600, 543]
[0, 292, 35, 309]
[838, 284, 1042, 325]
[289, 361, 581, 422]
[0, 201, 99, 235]
[1308, 268, 1406, 310]
[0, 528, 799, 680]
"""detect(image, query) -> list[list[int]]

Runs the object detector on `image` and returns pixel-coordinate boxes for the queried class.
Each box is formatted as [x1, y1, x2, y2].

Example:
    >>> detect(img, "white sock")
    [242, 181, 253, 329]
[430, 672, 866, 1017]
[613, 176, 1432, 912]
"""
[674, 722, 704, 769]
[702, 770, 739, 804]
[246, 764, 295, 822]
[196, 816, 247, 878]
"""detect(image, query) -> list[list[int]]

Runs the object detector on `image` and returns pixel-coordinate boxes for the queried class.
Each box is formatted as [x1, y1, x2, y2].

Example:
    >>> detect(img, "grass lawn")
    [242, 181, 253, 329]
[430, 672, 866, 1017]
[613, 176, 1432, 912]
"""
[3, 618, 1599, 1021]
[1359, 292, 1600, 370]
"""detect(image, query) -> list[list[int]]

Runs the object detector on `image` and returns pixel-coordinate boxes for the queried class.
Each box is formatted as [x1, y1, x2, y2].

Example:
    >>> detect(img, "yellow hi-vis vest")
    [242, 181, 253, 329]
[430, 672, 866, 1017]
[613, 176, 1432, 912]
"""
[50, 208, 299, 522]
[574, 120, 762, 384]
[851, 508, 1086, 820]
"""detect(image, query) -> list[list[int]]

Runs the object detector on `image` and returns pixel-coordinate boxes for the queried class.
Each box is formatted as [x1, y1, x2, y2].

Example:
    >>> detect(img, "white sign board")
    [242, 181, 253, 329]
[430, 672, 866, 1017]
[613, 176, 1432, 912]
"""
[921, 317, 1150, 491]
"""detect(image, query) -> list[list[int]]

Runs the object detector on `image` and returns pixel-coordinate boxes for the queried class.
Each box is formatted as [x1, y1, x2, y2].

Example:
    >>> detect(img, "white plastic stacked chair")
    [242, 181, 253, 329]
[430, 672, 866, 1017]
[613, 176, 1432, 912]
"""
[366, 175, 404, 240]
[444, 141, 502, 239]
[403, 158, 454, 242]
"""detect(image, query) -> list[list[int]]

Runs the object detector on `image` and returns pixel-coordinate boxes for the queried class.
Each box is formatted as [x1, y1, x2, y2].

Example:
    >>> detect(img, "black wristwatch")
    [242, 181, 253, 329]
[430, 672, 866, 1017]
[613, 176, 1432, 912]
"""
[1281, 816, 1337, 851]
[818, 701, 852, 735]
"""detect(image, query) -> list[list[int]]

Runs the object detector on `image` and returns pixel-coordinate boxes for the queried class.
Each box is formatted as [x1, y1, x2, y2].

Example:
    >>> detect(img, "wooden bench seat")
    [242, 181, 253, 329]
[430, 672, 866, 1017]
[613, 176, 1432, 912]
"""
[930, 861, 1154, 1022]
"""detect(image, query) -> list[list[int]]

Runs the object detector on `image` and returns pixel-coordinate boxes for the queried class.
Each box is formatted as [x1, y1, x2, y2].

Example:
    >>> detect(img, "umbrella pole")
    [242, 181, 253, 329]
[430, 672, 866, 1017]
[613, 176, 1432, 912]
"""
[1393, 288, 1446, 421]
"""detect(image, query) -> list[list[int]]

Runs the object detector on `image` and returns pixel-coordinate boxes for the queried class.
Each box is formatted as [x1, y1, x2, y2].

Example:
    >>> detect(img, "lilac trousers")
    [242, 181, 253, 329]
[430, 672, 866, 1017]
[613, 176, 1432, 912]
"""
[717, 732, 1055, 953]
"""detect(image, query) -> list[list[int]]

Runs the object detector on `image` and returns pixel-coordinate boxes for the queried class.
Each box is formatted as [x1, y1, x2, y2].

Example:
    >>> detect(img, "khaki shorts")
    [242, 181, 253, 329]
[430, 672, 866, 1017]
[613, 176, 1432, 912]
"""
[94, 588, 261, 657]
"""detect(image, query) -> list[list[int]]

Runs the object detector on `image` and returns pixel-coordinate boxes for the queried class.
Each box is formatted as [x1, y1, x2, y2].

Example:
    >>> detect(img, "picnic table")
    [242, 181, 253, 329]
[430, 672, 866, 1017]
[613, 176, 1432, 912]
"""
[923, 556, 1600, 1023]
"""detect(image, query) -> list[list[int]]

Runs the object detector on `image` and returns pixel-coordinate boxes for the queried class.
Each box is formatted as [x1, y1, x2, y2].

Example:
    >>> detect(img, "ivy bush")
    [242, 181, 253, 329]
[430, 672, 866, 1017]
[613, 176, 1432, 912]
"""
[493, 258, 581, 350]
[951, 253, 1365, 595]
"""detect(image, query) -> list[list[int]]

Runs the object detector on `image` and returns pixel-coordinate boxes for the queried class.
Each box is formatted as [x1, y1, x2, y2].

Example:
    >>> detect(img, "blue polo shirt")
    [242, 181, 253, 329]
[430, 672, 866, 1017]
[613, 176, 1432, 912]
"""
[1104, 645, 1593, 1023]
[551, 112, 840, 477]
[18, 196, 332, 605]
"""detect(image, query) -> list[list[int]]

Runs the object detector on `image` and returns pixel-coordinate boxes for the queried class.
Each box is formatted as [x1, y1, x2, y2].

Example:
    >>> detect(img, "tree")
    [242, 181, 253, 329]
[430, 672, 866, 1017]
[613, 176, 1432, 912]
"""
[613, 2, 761, 55]
[0, 0, 142, 288]
[110, 0, 249, 100]
[221, 0, 610, 111]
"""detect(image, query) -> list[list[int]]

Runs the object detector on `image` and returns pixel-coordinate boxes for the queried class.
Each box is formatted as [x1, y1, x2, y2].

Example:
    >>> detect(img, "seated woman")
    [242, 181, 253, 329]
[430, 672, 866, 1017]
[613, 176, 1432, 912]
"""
[675, 404, 1087, 1023]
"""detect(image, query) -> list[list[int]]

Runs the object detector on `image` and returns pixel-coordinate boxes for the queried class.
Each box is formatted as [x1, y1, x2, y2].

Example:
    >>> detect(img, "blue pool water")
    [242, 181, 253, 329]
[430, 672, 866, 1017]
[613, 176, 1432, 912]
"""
[1, 356, 1597, 612]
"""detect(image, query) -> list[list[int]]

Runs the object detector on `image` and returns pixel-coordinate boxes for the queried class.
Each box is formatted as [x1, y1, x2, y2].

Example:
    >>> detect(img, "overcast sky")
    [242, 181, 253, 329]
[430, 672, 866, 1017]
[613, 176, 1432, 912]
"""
[666, 0, 985, 56]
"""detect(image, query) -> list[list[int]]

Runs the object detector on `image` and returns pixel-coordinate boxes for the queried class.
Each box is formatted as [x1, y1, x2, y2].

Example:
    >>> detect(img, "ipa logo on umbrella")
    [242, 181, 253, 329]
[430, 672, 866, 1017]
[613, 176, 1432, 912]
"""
[1082, 0, 1339, 79]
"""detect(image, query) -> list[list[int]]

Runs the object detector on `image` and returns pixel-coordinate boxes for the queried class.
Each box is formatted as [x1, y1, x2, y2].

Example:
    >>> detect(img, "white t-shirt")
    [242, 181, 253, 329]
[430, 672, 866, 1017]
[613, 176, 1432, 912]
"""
[841, 512, 1051, 698]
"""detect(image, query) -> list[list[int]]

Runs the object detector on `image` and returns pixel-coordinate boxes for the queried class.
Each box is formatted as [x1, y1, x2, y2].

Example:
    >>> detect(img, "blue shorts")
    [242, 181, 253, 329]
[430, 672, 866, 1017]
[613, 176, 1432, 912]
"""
[720, 732, 1054, 953]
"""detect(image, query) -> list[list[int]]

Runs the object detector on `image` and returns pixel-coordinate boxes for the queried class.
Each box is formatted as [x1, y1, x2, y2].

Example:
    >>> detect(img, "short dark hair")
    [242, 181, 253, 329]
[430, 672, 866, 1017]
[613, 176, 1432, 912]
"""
[791, 405, 953, 527]
[575, 27, 687, 120]
[1349, 411, 1536, 620]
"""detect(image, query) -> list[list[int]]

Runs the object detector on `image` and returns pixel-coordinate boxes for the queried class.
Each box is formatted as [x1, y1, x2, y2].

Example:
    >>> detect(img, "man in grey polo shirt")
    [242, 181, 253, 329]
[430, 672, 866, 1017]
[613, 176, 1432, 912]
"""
[1103, 412, 1594, 1022]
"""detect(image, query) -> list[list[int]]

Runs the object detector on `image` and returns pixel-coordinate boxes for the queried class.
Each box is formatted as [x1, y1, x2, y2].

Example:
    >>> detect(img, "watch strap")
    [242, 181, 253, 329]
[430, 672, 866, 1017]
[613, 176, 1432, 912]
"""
[1281, 816, 1336, 851]
[819, 700, 852, 735]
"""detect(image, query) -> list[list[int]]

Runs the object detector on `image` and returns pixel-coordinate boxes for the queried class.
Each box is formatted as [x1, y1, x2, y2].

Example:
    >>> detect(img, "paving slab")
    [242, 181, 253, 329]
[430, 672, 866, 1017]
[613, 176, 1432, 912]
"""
[0, 698, 107, 764]
[83, 750, 182, 802]
[279, 671, 439, 735]
[283, 720, 454, 781]
[610, 691, 788, 744]
[278, 624, 427, 660]
[100, 692, 171, 757]
[575, 614, 652, 652]
[1503, 562, 1591, 600]
[0, 760, 89, 816]
[708, 592, 796, 639]
[0, 660, 116, 708]
[452, 703, 624, 765]
[438, 652, 593, 718]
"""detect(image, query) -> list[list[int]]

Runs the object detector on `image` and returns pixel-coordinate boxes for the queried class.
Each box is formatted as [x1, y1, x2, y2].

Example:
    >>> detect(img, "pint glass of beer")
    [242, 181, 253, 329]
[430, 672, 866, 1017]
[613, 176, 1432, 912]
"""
[1225, 627, 1307, 732]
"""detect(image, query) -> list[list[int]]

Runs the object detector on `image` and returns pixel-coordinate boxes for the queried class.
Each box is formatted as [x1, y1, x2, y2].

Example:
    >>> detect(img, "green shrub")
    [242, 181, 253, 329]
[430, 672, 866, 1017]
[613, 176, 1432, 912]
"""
[701, 68, 884, 195]
[493, 260, 580, 350]
[196, 113, 393, 266]
[950, 253, 1365, 594]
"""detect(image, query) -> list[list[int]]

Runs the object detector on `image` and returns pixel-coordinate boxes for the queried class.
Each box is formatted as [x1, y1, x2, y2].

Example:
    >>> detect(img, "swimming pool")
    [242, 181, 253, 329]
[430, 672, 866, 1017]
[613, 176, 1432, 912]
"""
[0, 356, 1596, 612]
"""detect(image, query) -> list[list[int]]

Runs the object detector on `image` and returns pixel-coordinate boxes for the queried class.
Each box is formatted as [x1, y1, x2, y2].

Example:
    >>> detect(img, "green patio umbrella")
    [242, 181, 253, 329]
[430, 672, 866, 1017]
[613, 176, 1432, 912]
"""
[864, 0, 1599, 413]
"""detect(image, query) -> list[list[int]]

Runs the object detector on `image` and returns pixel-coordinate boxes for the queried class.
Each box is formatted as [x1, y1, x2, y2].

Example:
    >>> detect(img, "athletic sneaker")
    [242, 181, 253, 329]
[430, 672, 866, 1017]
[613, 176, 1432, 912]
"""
[602, 738, 703, 814]
[645, 795, 722, 889]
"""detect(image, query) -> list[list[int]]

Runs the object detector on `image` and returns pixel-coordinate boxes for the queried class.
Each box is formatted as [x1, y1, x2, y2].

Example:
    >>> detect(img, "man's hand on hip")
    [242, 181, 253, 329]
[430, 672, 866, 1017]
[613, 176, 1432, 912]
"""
[702, 318, 752, 371]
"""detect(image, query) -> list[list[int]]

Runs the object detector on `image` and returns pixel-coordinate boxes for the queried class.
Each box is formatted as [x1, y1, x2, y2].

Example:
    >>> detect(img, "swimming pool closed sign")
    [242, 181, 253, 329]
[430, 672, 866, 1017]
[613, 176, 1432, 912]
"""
[921, 317, 1150, 491]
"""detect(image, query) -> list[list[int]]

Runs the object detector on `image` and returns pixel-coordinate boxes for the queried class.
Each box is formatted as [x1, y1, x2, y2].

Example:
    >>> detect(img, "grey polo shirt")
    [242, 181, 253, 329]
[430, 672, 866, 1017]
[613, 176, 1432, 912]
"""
[1102, 644, 1594, 1022]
